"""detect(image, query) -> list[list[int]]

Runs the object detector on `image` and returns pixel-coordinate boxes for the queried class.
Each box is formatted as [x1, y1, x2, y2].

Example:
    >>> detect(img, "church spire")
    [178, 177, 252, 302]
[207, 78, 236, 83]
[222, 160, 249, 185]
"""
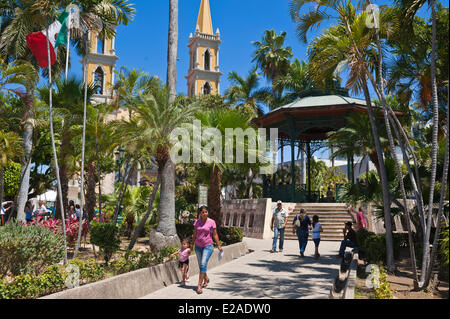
[196, 0, 213, 35]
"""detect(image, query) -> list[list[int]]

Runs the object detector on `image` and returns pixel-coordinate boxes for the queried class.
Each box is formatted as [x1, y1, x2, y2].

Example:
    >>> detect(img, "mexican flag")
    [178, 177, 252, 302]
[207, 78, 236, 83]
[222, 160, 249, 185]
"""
[26, 12, 69, 68]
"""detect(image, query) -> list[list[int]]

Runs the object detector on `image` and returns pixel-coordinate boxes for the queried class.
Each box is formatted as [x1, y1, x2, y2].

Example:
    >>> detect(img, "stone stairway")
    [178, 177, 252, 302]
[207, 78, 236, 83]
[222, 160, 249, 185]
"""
[284, 203, 353, 241]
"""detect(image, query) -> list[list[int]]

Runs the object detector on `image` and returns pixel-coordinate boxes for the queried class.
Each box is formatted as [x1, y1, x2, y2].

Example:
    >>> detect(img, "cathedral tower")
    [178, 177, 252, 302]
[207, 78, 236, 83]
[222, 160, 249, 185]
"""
[82, 29, 119, 105]
[186, 0, 222, 97]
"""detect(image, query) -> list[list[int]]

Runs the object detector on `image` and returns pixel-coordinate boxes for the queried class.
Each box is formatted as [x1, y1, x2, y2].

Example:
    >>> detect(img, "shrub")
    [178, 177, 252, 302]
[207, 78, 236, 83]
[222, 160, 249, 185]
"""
[112, 250, 154, 275]
[372, 265, 394, 299]
[0, 220, 65, 276]
[90, 221, 121, 264]
[0, 265, 66, 299]
[218, 227, 243, 246]
[65, 217, 89, 248]
[68, 258, 105, 284]
[176, 223, 194, 241]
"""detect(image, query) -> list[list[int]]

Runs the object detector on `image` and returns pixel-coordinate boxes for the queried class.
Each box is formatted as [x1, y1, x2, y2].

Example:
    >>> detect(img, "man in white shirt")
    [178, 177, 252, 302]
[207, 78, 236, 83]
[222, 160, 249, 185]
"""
[270, 201, 288, 253]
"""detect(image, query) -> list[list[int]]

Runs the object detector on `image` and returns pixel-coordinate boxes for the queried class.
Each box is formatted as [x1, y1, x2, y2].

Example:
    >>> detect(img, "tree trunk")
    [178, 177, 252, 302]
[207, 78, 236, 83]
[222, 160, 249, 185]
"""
[361, 80, 396, 273]
[150, 157, 179, 251]
[56, 131, 71, 219]
[424, 92, 449, 289]
[16, 86, 34, 223]
[96, 141, 102, 219]
[0, 165, 4, 216]
[128, 174, 161, 250]
[166, 0, 178, 105]
[369, 4, 417, 282]
[112, 161, 133, 224]
[86, 162, 97, 221]
[148, 0, 180, 252]
[420, 0, 440, 286]
[208, 166, 222, 229]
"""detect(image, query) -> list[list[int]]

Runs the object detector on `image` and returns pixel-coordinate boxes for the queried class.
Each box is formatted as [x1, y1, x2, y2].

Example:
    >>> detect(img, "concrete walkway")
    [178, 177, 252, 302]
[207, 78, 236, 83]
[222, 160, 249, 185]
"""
[141, 238, 343, 299]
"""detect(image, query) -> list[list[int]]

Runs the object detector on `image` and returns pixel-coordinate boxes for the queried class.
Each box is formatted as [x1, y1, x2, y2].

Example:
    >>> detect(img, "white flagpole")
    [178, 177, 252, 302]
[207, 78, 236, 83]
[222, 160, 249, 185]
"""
[65, 10, 71, 81]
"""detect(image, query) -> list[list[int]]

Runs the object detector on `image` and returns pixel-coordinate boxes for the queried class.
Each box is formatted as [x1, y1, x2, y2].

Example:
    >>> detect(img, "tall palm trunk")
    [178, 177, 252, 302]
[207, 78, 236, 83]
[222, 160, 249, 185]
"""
[420, 0, 440, 285]
[368, 3, 418, 283]
[45, 23, 68, 265]
[167, 0, 178, 105]
[208, 166, 222, 229]
[424, 94, 449, 288]
[96, 140, 102, 219]
[150, 156, 179, 251]
[74, 35, 89, 258]
[16, 86, 34, 223]
[361, 80, 396, 272]
[56, 131, 71, 219]
[148, 0, 180, 252]
[0, 165, 4, 216]
[86, 161, 96, 221]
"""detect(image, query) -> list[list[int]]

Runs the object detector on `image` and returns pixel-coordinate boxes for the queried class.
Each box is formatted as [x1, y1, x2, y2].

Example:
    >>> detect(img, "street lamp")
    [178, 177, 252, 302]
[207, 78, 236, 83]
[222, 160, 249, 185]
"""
[115, 147, 126, 225]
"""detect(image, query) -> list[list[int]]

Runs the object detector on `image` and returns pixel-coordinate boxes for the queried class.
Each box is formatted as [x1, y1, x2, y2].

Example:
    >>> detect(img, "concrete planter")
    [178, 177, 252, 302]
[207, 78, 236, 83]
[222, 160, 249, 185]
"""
[41, 241, 249, 299]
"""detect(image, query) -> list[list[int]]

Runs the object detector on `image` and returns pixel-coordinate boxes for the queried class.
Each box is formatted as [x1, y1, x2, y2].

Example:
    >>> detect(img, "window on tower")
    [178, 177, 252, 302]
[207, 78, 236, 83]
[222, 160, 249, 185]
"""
[97, 36, 105, 54]
[204, 49, 211, 71]
[203, 82, 212, 95]
[94, 67, 104, 95]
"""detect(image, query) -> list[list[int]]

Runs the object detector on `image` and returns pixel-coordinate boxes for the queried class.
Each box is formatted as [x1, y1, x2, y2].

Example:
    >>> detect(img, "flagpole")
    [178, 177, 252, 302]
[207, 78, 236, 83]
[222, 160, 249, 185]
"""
[65, 10, 71, 81]
[45, 20, 68, 266]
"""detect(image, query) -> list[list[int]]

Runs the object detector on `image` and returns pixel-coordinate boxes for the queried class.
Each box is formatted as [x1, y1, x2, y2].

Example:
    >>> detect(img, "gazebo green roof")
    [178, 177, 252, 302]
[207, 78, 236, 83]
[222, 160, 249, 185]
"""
[252, 92, 371, 141]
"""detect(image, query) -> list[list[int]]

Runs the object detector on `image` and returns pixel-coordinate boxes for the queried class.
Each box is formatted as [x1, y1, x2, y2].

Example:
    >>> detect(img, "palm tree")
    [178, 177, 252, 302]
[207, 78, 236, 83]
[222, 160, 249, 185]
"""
[396, 0, 448, 288]
[328, 113, 389, 177]
[252, 29, 293, 101]
[292, 0, 397, 272]
[195, 107, 261, 227]
[224, 68, 268, 117]
[115, 85, 198, 251]
[0, 130, 24, 212]
[0, 57, 37, 222]
[113, 66, 159, 119]
[36, 77, 95, 218]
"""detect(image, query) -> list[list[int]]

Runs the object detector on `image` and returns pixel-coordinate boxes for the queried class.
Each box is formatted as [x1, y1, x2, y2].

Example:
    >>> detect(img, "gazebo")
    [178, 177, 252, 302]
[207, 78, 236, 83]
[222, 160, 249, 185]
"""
[253, 89, 378, 203]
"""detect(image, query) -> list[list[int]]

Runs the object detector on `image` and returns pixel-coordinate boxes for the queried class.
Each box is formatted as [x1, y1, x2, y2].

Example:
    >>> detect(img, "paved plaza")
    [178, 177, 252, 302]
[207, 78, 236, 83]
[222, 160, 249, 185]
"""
[141, 238, 343, 299]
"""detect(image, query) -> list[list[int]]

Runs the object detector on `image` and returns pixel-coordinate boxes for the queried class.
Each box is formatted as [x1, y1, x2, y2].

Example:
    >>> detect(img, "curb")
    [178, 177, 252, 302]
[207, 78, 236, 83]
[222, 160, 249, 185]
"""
[329, 249, 358, 299]
[40, 241, 249, 299]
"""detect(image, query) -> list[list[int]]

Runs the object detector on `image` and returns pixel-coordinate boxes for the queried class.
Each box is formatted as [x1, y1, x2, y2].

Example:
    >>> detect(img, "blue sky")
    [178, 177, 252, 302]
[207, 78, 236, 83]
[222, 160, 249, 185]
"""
[66, 0, 448, 102]
[66, 0, 447, 160]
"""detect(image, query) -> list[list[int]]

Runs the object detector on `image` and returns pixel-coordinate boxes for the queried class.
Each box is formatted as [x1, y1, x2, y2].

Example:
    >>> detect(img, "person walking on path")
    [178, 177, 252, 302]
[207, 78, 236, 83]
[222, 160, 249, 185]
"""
[292, 209, 311, 257]
[270, 200, 288, 253]
[171, 239, 191, 286]
[191, 206, 223, 295]
[311, 215, 323, 259]
[337, 222, 357, 258]
[348, 206, 367, 230]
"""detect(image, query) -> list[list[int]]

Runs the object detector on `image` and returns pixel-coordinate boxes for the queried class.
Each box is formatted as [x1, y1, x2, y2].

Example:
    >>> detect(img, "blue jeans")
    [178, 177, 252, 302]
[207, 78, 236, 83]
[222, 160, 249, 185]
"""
[272, 226, 285, 251]
[339, 240, 356, 256]
[296, 229, 309, 253]
[195, 244, 214, 273]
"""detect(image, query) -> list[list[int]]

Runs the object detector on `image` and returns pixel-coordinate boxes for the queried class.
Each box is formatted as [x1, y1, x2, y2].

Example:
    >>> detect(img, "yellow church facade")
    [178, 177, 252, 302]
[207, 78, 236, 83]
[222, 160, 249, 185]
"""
[186, 0, 222, 97]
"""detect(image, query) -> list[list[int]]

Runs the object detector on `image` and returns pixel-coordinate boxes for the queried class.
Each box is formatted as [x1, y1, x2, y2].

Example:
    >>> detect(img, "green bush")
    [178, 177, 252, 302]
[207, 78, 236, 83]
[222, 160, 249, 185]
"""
[89, 221, 121, 264]
[68, 258, 105, 284]
[218, 227, 243, 246]
[112, 250, 153, 275]
[176, 223, 194, 241]
[0, 220, 65, 276]
[0, 265, 66, 299]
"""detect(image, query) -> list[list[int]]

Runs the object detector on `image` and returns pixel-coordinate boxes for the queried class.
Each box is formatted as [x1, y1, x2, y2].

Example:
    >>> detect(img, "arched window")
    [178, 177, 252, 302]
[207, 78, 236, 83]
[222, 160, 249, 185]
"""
[97, 36, 105, 54]
[204, 49, 211, 71]
[203, 82, 212, 95]
[94, 67, 104, 95]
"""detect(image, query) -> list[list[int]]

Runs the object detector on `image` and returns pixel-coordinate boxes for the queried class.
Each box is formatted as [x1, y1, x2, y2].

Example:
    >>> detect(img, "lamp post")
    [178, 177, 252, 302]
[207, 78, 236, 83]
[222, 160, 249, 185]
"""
[115, 147, 126, 225]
